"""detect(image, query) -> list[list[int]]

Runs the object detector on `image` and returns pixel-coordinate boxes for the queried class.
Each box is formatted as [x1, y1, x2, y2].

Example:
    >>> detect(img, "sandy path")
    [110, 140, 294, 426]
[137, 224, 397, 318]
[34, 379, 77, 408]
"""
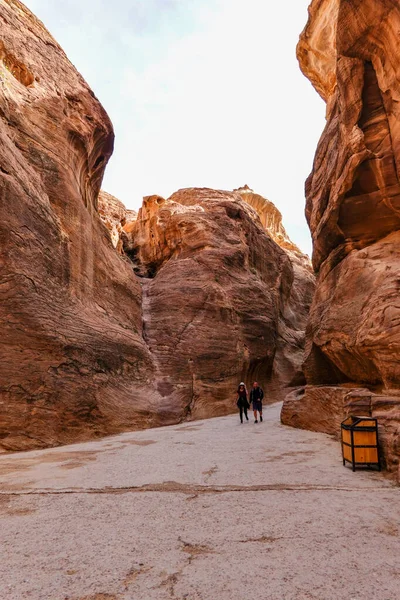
[0, 403, 398, 600]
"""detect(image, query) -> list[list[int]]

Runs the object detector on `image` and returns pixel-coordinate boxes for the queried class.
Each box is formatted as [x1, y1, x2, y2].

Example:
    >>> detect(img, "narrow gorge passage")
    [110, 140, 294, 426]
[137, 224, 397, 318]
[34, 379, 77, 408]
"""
[1, 403, 398, 600]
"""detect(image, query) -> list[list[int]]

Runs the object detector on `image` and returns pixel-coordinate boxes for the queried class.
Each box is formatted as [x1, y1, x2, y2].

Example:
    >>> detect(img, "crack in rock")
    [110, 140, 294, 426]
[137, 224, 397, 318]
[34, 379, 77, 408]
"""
[0, 481, 394, 497]
[239, 535, 281, 544]
[179, 538, 215, 564]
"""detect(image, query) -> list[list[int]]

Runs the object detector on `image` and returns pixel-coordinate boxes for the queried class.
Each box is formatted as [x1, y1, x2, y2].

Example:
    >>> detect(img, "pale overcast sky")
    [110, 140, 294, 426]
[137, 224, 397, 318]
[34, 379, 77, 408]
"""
[24, 0, 325, 255]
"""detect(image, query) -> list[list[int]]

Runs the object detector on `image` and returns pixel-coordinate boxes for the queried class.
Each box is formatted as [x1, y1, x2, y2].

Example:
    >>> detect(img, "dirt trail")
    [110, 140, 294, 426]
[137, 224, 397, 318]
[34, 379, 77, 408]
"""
[0, 403, 398, 600]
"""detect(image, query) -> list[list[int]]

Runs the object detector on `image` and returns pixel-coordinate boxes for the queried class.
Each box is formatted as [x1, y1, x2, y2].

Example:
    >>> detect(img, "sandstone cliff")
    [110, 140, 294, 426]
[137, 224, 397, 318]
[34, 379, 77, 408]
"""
[282, 0, 400, 480]
[234, 186, 315, 395]
[98, 190, 137, 253]
[123, 188, 315, 418]
[0, 0, 157, 450]
[235, 185, 306, 258]
[0, 0, 314, 451]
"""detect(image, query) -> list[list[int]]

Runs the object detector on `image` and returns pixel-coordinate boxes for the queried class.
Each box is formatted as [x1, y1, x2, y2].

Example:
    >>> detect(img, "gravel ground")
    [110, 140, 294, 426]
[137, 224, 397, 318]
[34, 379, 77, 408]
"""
[0, 402, 398, 600]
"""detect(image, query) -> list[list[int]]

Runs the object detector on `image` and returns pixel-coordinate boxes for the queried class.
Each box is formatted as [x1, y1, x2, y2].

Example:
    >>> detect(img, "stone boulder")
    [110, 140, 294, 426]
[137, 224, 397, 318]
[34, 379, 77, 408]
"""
[282, 0, 400, 480]
[282, 386, 400, 474]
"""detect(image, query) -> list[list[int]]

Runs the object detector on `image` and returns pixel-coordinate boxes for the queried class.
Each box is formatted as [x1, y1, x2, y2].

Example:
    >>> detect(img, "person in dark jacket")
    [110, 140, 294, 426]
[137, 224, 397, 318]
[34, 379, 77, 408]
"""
[250, 381, 264, 423]
[236, 382, 249, 423]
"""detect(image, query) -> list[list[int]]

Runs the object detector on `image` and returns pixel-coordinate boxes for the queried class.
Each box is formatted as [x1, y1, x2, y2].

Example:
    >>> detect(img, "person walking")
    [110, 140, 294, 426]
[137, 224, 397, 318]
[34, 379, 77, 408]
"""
[236, 382, 249, 423]
[250, 381, 264, 423]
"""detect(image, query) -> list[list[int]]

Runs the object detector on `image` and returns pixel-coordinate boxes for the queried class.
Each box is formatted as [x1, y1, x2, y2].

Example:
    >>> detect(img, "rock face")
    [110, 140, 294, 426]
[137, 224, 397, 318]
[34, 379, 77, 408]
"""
[98, 190, 137, 253]
[124, 188, 315, 418]
[0, 1, 314, 451]
[235, 185, 305, 257]
[233, 186, 315, 395]
[282, 0, 400, 479]
[0, 0, 157, 450]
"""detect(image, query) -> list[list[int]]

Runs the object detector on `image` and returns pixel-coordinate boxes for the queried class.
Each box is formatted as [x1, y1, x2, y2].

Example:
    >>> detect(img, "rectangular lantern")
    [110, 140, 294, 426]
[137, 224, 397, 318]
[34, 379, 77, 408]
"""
[341, 416, 381, 472]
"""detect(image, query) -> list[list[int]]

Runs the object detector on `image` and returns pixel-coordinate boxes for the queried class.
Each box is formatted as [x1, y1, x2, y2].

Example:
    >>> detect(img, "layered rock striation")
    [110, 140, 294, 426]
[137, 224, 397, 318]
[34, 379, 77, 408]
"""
[98, 190, 137, 253]
[0, 0, 314, 450]
[234, 186, 315, 395]
[282, 0, 400, 479]
[235, 185, 306, 257]
[0, 0, 157, 450]
[124, 188, 315, 419]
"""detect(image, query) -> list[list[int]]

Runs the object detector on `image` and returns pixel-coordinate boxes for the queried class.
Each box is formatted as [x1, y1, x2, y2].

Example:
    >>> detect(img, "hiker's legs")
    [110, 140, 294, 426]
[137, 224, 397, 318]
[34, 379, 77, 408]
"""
[239, 406, 243, 423]
[244, 406, 248, 420]
[254, 410, 258, 422]
[260, 410, 263, 422]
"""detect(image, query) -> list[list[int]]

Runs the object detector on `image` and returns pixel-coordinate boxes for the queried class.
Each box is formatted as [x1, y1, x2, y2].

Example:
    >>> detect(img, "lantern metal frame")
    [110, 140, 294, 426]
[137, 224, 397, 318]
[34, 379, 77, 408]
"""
[341, 416, 381, 472]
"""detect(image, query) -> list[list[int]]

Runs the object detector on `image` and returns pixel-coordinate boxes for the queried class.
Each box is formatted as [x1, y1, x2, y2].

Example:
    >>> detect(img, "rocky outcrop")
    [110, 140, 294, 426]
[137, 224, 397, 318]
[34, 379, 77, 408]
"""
[235, 185, 306, 258]
[282, 386, 400, 477]
[233, 186, 315, 397]
[124, 188, 315, 417]
[0, 1, 315, 451]
[98, 190, 137, 253]
[282, 0, 400, 480]
[0, 0, 158, 450]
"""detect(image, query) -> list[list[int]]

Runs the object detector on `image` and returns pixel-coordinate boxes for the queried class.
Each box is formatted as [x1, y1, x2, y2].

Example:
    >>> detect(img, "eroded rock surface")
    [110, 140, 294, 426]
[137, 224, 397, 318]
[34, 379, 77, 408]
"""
[235, 185, 306, 257]
[124, 188, 315, 417]
[0, 0, 157, 450]
[98, 190, 137, 253]
[233, 186, 315, 396]
[282, 0, 400, 479]
[0, 1, 314, 451]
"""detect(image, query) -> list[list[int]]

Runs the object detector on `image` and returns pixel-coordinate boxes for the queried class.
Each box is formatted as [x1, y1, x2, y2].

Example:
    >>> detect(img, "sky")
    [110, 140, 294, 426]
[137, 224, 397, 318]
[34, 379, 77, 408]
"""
[24, 0, 326, 255]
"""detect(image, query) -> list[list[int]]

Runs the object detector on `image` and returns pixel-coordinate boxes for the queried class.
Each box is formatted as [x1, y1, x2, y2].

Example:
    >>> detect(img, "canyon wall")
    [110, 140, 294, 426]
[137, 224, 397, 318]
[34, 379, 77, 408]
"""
[98, 190, 137, 254]
[282, 0, 400, 478]
[0, 0, 158, 450]
[0, 0, 314, 450]
[235, 186, 315, 396]
[236, 185, 306, 257]
[124, 188, 315, 419]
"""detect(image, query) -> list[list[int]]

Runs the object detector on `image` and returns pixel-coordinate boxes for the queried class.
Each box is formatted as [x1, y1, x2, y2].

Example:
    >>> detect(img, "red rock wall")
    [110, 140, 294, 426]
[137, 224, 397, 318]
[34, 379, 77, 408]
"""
[282, 0, 400, 479]
[0, 0, 158, 450]
[124, 188, 315, 418]
[0, 1, 315, 450]
[98, 191, 137, 254]
[235, 185, 307, 257]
